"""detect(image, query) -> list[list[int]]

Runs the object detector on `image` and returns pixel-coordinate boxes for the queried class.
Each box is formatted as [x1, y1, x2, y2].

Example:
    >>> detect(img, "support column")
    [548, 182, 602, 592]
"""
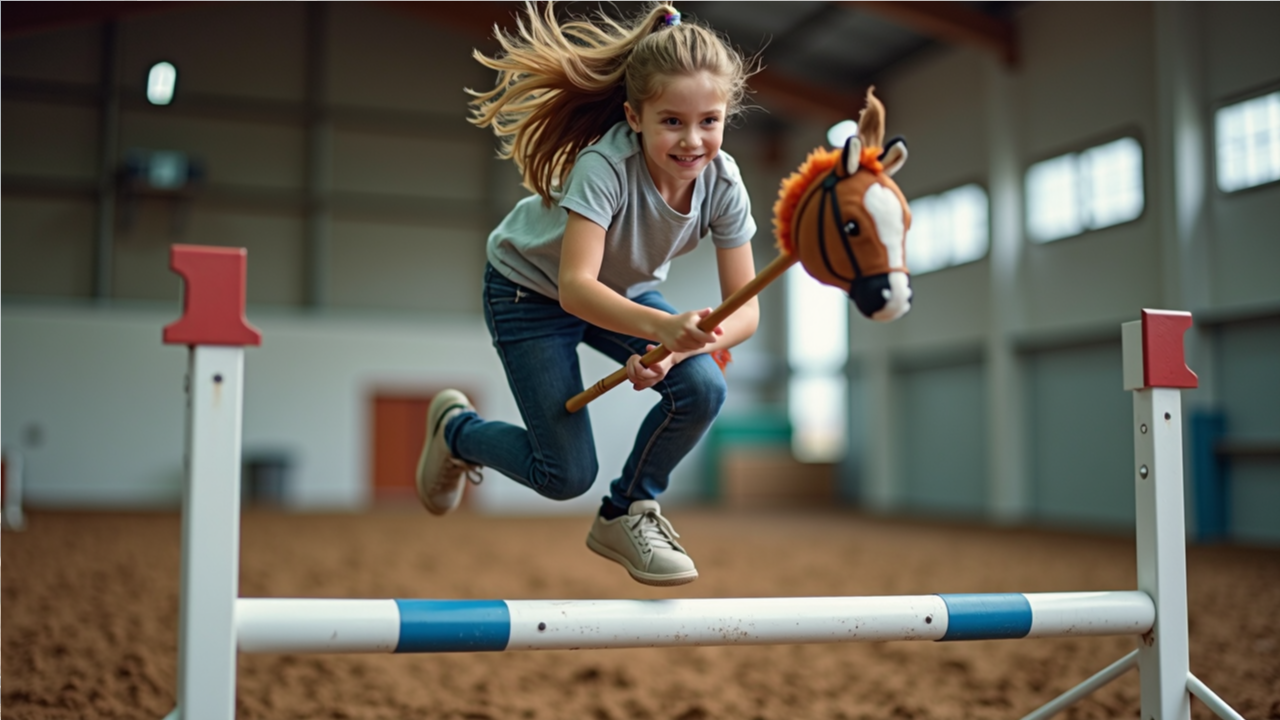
[1154, 2, 1216, 406]
[93, 21, 121, 301]
[862, 343, 897, 512]
[304, 3, 333, 309]
[1155, 3, 1219, 542]
[984, 57, 1028, 522]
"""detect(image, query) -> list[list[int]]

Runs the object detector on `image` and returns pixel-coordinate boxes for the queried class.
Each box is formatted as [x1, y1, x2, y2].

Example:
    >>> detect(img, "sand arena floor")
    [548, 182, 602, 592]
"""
[2, 508, 1278, 719]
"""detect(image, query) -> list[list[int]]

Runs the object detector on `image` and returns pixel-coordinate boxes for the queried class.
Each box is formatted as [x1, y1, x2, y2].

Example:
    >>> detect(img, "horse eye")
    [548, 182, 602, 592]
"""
[843, 220, 860, 236]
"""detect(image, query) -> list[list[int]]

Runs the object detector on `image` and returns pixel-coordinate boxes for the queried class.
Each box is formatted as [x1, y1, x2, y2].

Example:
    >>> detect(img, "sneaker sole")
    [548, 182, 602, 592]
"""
[415, 390, 470, 515]
[585, 535, 699, 587]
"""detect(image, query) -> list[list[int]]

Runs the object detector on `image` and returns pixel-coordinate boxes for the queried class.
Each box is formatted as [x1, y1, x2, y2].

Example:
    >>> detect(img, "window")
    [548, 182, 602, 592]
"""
[906, 184, 989, 274]
[787, 272, 848, 463]
[1026, 137, 1144, 243]
[1216, 90, 1280, 193]
[147, 61, 177, 105]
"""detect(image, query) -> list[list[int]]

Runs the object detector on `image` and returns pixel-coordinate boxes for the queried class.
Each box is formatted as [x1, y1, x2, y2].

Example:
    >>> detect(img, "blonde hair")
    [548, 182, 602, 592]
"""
[468, 2, 750, 205]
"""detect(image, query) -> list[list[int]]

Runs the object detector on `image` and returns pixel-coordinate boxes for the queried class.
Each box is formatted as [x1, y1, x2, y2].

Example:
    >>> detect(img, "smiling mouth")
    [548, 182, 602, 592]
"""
[671, 154, 703, 164]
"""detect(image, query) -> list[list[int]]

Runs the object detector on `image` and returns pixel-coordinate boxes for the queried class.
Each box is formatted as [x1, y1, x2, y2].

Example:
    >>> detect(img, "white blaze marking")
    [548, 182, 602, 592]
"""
[863, 183, 905, 269]
[863, 183, 911, 322]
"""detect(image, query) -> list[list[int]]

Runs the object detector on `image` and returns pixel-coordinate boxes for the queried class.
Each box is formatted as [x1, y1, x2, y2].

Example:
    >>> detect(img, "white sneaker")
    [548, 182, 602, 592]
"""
[415, 389, 482, 515]
[586, 500, 698, 586]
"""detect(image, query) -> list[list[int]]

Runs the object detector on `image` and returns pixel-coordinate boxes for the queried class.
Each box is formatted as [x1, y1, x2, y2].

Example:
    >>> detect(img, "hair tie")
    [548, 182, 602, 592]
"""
[662, 10, 681, 27]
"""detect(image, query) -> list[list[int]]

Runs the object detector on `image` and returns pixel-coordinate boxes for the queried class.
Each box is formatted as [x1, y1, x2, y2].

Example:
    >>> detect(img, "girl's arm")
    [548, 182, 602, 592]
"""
[559, 211, 721, 353]
[621, 240, 759, 391]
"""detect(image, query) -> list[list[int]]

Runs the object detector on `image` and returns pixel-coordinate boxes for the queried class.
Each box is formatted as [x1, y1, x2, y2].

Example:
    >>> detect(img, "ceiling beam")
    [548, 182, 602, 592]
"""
[2, 1, 192, 39]
[845, 1, 1018, 66]
[397, 2, 864, 126]
[3, 0, 869, 126]
[376, 1, 523, 51]
[749, 70, 864, 126]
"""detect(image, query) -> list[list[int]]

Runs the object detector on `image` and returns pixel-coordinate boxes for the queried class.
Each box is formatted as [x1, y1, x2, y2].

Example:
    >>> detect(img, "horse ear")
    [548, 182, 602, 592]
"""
[880, 136, 908, 177]
[842, 134, 863, 177]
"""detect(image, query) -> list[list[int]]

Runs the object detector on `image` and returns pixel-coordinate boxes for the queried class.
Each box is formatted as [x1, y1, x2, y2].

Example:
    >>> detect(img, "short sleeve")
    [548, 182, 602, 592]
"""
[558, 152, 623, 230]
[708, 169, 756, 249]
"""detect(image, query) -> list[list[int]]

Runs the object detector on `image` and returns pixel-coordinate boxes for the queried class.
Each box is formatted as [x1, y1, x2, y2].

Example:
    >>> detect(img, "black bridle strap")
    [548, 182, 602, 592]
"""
[823, 174, 864, 282]
[809, 174, 859, 290]
[793, 176, 844, 281]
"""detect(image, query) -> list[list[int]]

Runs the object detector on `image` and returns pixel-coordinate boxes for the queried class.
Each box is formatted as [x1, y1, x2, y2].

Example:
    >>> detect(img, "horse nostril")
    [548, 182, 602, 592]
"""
[850, 274, 891, 318]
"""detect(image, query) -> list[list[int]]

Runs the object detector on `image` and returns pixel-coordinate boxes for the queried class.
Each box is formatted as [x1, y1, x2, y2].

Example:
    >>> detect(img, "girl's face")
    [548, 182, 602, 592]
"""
[625, 72, 728, 194]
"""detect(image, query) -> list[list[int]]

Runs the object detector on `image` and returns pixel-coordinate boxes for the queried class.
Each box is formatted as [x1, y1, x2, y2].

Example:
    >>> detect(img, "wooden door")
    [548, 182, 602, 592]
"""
[370, 391, 477, 504]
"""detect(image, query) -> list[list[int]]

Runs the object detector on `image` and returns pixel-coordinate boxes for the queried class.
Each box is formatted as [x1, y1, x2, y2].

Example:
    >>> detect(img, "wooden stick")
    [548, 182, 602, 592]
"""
[565, 253, 799, 413]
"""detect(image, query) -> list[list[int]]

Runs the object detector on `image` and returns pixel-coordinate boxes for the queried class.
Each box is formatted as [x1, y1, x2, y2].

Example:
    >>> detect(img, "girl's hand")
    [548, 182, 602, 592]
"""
[626, 345, 677, 391]
[656, 308, 723, 353]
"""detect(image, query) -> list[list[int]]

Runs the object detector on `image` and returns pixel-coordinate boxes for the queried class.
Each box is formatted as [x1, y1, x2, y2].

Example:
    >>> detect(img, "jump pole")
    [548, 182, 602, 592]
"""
[161, 244, 1243, 720]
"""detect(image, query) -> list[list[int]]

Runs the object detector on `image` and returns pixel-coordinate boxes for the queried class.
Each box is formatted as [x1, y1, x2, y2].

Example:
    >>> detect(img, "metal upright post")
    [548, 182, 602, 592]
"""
[163, 245, 263, 720]
[93, 21, 121, 301]
[1124, 310, 1196, 720]
[177, 344, 246, 719]
[1023, 310, 1244, 720]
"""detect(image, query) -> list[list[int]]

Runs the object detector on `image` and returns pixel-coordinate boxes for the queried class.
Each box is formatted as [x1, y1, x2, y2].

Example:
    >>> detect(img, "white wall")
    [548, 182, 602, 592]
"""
[1, 302, 705, 514]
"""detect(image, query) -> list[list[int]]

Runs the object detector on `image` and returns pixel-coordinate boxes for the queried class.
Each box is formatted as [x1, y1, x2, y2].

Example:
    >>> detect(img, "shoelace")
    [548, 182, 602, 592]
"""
[626, 509, 680, 553]
[441, 457, 484, 489]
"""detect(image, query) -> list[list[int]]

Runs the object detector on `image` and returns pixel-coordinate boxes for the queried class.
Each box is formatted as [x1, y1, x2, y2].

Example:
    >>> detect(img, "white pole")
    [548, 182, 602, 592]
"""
[2, 447, 26, 531]
[176, 345, 246, 720]
[1187, 673, 1247, 720]
[1020, 650, 1139, 720]
[234, 592, 1154, 655]
[1133, 385, 1192, 720]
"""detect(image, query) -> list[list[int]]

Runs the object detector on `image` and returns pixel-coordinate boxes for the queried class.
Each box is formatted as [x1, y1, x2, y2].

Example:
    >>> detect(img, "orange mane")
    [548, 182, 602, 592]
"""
[859, 147, 884, 174]
[772, 147, 841, 255]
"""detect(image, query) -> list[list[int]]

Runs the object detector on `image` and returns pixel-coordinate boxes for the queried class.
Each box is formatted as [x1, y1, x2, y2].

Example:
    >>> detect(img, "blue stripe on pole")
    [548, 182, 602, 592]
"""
[394, 600, 511, 652]
[937, 593, 1033, 641]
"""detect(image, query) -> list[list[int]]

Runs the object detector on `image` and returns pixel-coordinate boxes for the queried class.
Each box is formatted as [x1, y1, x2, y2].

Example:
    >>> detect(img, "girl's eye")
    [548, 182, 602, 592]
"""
[662, 118, 681, 126]
[844, 220, 860, 236]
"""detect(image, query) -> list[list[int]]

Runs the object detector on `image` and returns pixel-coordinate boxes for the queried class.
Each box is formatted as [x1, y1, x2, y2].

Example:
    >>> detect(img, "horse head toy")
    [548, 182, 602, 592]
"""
[774, 87, 912, 321]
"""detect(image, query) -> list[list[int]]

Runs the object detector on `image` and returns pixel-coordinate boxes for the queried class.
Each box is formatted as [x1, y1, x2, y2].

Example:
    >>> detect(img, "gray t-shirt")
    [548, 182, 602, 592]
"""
[486, 122, 756, 300]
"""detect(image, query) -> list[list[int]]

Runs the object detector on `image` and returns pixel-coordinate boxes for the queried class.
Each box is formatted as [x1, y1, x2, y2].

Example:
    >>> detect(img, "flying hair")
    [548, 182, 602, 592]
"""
[467, 2, 751, 206]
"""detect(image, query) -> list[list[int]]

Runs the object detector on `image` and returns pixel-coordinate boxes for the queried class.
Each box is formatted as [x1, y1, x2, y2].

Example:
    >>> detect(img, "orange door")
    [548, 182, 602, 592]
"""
[371, 391, 477, 504]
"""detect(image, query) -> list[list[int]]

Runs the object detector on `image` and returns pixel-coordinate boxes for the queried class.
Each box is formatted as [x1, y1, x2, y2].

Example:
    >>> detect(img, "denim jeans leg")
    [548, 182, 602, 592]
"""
[445, 266, 600, 501]
[581, 290, 727, 509]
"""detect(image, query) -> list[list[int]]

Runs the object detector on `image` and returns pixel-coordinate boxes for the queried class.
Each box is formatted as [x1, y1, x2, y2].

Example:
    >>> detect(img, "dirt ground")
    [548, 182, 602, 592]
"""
[2, 508, 1278, 720]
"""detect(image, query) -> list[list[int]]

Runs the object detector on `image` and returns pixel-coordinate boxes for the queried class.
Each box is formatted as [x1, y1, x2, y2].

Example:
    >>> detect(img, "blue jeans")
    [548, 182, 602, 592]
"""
[445, 264, 727, 511]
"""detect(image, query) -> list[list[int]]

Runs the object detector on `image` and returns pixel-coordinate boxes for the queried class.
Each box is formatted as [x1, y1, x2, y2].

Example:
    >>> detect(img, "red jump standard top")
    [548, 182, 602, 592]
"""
[1140, 309, 1197, 389]
[163, 244, 262, 347]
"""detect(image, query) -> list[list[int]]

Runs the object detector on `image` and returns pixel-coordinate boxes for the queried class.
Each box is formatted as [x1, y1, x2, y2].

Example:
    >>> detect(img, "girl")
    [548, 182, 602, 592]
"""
[416, 2, 758, 587]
